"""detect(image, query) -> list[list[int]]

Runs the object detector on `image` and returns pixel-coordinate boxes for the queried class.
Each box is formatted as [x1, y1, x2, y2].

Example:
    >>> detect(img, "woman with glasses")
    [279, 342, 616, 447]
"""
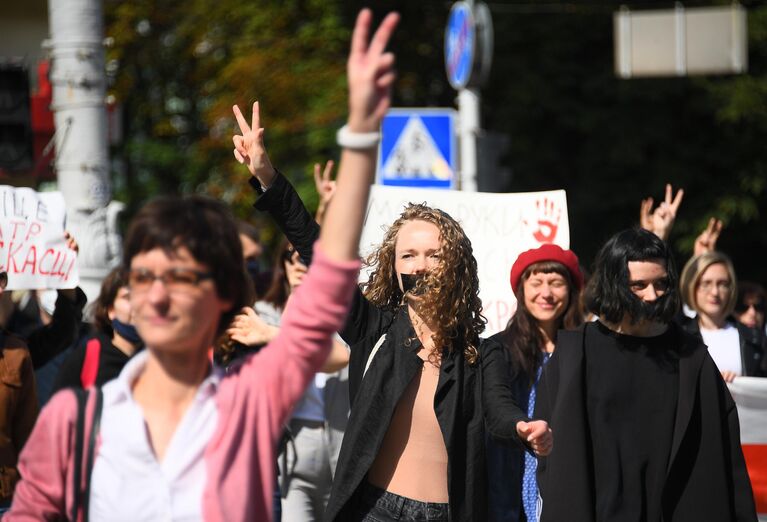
[679, 251, 765, 381]
[7, 10, 397, 521]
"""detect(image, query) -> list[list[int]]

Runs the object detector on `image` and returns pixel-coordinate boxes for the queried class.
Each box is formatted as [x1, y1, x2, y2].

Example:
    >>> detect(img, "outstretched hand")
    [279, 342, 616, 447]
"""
[346, 9, 399, 133]
[639, 184, 684, 241]
[516, 420, 553, 457]
[232, 101, 276, 187]
[694, 217, 723, 257]
[227, 307, 279, 347]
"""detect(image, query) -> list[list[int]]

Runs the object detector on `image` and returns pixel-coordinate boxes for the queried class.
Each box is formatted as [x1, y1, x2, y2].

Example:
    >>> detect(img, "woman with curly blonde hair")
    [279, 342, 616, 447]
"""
[362, 203, 485, 367]
[239, 120, 552, 520]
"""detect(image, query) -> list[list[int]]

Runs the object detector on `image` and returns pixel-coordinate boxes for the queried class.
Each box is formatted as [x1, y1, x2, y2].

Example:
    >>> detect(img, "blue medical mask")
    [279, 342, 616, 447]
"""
[112, 318, 142, 344]
[246, 259, 260, 283]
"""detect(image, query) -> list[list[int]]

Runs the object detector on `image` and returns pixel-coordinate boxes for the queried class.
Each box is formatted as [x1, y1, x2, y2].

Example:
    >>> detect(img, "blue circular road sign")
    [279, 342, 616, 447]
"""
[444, 2, 476, 89]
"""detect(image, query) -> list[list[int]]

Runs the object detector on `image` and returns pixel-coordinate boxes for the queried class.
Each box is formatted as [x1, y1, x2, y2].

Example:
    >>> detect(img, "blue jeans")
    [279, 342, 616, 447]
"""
[353, 482, 449, 521]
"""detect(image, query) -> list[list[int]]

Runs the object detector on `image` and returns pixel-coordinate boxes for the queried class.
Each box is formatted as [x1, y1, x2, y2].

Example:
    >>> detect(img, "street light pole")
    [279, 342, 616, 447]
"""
[46, 0, 123, 301]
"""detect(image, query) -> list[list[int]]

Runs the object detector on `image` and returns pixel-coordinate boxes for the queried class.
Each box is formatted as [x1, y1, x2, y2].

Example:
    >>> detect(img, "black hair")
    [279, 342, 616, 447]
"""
[584, 228, 679, 324]
[122, 195, 251, 336]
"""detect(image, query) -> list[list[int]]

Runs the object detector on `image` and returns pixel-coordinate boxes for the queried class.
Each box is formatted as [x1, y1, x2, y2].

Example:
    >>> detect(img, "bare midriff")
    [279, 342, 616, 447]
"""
[367, 352, 449, 503]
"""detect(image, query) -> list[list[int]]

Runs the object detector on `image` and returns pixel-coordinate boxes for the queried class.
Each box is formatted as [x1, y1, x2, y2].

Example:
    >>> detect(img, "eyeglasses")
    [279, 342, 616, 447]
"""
[698, 280, 731, 292]
[0, 272, 6, 290]
[128, 268, 213, 293]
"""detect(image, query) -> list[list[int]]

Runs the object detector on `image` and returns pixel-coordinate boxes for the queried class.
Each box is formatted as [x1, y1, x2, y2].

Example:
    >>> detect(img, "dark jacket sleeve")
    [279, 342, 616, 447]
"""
[480, 336, 529, 446]
[27, 288, 87, 369]
[252, 173, 319, 265]
[252, 171, 387, 348]
[51, 341, 88, 393]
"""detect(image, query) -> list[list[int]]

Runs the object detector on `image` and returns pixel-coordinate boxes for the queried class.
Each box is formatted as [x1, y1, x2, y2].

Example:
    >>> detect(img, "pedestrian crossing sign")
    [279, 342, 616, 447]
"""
[377, 109, 457, 189]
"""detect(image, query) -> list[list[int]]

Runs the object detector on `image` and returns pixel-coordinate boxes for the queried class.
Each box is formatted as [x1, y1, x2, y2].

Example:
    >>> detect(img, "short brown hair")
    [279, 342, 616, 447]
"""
[122, 195, 250, 335]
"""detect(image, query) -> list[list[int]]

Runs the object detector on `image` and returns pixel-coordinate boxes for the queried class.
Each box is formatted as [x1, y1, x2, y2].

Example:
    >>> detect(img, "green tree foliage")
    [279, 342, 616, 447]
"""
[105, 0, 348, 245]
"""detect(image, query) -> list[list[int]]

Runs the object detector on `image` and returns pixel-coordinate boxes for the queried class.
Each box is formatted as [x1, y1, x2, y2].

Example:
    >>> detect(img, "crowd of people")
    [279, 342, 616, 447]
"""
[0, 8, 761, 522]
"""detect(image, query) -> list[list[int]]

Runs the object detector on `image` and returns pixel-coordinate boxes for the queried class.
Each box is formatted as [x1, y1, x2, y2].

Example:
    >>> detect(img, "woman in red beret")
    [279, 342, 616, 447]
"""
[484, 244, 585, 522]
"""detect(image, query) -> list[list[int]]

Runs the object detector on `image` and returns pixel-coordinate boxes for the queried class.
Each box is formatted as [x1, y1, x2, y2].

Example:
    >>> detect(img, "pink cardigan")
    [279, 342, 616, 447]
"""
[6, 245, 360, 521]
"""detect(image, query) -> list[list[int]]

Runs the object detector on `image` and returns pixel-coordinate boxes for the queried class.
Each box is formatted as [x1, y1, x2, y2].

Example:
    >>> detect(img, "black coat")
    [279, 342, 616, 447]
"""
[482, 332, 534, 522]
[534, 322, 757, 522]
[678, 315, 765, 377]
[253, 172, 529, 521]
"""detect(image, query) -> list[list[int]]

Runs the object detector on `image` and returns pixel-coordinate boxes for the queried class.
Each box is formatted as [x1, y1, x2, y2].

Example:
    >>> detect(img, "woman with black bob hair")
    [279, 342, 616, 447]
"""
[534, 227, 757, 522]
[585, 228, 680, 327]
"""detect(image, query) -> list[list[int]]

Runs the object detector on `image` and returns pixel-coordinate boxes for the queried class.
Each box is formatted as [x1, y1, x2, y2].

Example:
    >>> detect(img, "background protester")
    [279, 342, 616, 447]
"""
[735, 281, 766, 332]
[0, 271, 38, 514]
[228, 239, 350, 522]
[238, 220, 271, 300]
[484, 244, 584, 522]
[680, 251, 765, 380]
[52, 267, 143, 392]
[4, 232, 87, 370]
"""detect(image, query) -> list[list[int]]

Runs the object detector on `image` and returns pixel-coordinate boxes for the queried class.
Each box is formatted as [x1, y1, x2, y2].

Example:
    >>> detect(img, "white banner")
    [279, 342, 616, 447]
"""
[360, 185, 570, 336]
[0, 186, 79, 290]
[729, 377, 767, 519]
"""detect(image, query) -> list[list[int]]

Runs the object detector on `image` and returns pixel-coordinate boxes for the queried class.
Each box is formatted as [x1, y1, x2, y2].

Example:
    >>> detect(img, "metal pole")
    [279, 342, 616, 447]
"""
[458, 88, 479, 192]
[46, 0, 123, 302]
[458, 0, 479, 192]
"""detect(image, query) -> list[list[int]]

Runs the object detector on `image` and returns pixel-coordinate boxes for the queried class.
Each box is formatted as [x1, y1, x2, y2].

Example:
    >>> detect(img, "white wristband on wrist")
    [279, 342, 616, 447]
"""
[336, 124, 380, 150]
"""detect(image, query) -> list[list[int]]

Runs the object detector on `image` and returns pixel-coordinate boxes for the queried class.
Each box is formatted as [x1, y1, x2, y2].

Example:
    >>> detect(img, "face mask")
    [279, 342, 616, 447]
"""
[38, 289, 58, 316]
[627, 291, 675, 325]
[400, 273, 427, 296]
[112, 318, 142, 344]
[246, 259, 260, 283]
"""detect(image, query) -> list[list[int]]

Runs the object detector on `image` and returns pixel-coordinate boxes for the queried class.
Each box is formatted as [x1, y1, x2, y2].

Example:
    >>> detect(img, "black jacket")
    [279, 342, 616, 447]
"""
[253, 172, 529, 521]
[482, 331, 535, 522]
[678, 315, 765, 377]
[534, 322, 757, 522]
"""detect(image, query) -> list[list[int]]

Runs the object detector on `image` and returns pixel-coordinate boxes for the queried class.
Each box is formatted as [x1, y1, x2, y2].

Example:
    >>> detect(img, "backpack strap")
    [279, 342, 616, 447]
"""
[71, 388, 87, 521]
[82, 387, 103, 522]
[80, 339, 101, 389]
[70, 387, 104, 522]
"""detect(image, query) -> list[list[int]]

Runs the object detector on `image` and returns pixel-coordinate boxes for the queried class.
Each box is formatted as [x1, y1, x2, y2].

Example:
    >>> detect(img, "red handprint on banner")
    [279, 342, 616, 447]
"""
[524, 197, 561, 244]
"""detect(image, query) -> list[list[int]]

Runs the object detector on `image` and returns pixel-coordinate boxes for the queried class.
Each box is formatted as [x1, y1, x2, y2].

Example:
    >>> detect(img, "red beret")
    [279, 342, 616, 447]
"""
[510, 244, 583, 293]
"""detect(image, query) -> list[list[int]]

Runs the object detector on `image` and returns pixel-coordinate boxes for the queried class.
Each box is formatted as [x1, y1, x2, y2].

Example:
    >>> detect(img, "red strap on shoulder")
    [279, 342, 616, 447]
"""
[80, 338, 101, 388]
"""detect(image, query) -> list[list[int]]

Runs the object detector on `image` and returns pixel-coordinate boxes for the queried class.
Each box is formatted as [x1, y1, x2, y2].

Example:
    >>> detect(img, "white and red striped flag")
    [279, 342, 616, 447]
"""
[729, 377, 767, 521]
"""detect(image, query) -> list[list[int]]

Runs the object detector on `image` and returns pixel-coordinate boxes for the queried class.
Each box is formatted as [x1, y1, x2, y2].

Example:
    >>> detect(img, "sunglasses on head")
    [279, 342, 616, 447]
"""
[0, 271, 7, 289]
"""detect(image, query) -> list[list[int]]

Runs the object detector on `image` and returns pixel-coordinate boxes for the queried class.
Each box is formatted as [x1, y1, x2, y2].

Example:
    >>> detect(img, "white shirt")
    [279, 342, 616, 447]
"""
[89, 350, 222, 522]
[701, 322, 743, 376]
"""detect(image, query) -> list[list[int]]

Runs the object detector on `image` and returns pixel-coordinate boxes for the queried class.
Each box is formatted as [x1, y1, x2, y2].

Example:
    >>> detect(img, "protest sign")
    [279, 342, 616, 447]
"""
[360, 185, 570, 336]
[0, 186, 78, 290]
[729, 377, 767, 521]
